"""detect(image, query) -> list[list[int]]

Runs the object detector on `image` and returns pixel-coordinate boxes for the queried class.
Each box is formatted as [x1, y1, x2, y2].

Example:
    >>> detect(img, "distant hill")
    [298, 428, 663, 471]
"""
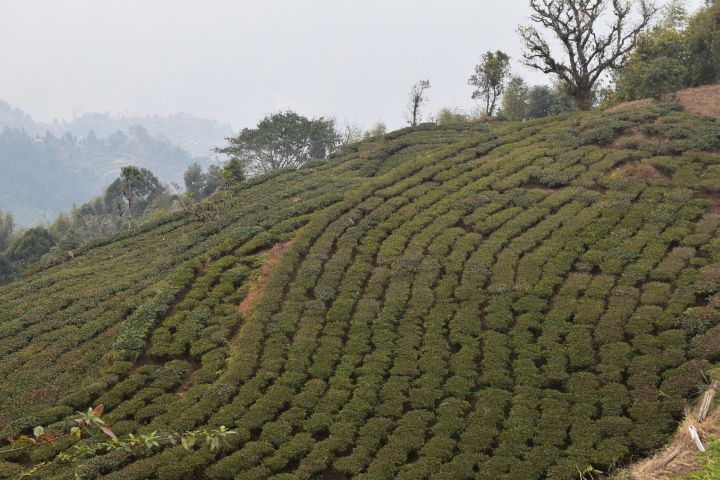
[0, 128, 96, 226]
[0, 101, 234, 157]
[0, 101, 229, 226]
[1, 95, 720, 479]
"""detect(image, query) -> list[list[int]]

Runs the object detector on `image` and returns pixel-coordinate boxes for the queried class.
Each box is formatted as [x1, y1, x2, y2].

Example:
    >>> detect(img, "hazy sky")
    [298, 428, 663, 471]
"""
[0, 0, 705, 131]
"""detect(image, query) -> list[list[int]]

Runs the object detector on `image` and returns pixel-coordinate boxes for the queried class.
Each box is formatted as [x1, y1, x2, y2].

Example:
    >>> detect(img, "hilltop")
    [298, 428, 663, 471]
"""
[1, 97, 720, 479]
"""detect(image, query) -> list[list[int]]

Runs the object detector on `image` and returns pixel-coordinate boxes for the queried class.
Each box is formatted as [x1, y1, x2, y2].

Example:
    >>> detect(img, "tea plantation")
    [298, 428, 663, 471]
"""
[1, 102, 720, 479]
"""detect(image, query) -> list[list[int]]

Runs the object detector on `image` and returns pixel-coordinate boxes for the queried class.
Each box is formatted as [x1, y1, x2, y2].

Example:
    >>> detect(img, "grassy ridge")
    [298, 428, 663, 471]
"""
[1, 105, 720, 479]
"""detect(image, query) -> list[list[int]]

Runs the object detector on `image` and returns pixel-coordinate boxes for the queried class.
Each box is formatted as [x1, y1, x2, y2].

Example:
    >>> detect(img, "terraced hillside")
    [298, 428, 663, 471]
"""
[1, 102, 720, 479]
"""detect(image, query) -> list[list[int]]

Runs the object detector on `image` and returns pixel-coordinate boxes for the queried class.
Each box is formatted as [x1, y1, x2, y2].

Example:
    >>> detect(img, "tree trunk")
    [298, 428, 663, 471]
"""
[573, 86, 594, 111]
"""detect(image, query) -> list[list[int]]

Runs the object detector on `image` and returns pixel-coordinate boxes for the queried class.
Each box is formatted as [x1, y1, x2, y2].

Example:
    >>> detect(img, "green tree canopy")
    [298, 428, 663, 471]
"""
[222, 158, 246, 187]
[3, 226, 55, 270]
[0, 210, 14, 252]
[216, 111, 340, 175]
[615, 0, 719, 101]
[526, 85, 558, 118]
[501, 76, 529, 121]
[363, 122, 387, 139]
[105, 166, 164, 220]
[184, 163, 222, 201]
[0, 254, 17, 285]
[685, 0, 720, 86]
[469, 50, 511, 116]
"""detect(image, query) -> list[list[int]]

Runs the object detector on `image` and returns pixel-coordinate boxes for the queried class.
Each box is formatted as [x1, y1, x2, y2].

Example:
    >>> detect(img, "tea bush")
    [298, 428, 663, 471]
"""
[1, 103, 720, 479]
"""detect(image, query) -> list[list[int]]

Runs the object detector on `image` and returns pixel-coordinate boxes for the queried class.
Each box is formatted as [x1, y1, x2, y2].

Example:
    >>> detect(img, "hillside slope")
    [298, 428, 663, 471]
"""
[1, 102, 720, 479]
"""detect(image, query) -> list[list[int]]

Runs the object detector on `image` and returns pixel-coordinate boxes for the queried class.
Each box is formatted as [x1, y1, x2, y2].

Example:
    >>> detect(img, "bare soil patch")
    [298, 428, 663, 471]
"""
[238, 240, 292, 319]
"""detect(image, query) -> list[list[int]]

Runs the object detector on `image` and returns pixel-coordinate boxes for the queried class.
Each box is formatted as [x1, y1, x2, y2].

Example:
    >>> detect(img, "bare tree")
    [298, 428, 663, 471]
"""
[339, 121, 365, 146]
[78, 213, 117, 242]
[363, 122, 387, 139]
[406, 79, 431, 126]
[519, 0, 656, 110]
[120, 166, 143, 222]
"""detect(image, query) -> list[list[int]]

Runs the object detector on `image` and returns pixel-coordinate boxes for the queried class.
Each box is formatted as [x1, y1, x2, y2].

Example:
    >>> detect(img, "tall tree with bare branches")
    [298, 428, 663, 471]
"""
[519, 0, 657, 110]
[406, 79, 431, 127]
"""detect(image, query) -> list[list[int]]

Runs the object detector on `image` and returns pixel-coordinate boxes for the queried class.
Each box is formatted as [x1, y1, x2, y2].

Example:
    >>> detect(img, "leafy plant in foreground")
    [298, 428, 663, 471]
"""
[0, 405, 236, 479]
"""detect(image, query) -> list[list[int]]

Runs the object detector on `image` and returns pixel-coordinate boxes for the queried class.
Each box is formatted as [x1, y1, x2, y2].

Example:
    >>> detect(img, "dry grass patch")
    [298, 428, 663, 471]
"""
[606, 84, 720, 118]
[629, 381, 720, 480]
[675, 85, 720, 118]
[614, 161, 669, 181]
[606, 98, 656, 113]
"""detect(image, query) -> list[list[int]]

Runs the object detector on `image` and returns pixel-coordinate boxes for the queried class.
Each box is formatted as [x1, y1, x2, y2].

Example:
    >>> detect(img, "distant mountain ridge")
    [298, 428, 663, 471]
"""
[0, 101, 233, 226]
[0, 100, 234, 157]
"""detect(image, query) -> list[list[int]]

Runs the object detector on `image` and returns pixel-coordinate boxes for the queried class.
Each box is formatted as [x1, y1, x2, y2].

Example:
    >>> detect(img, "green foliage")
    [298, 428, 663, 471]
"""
[216, 110, 340, 175]
[681, 438, 720, 479]
[469, 50, 511, 116]
[0, 211, 14, 253]
[222, 158, 246, 187]
[615, 27, 690, 100]
[434, 108, 470, 126]
[615, 1, 720, 100]
[527, 85, 559, 118]
[2, 227, 55, 269]
[0, 406, 237, 479]
[184, 163, 222, 201]
[500, 80, 575, 121]
[106, 166, 163, 220]
[684, 0, 720, 86]
[0, 226, 56, 283]
[500, 76, 529, 121]
[0, 164, 183, 286]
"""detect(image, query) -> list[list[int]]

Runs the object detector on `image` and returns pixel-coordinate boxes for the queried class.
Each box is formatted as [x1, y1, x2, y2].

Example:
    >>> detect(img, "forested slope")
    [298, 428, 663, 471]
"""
[1, 102, 720, 479]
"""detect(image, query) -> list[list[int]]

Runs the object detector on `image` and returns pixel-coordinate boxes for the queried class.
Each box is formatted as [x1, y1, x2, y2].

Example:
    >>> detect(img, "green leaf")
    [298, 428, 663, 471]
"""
[210, 436, 220, 452]
[181, 433, 197, 450]
[14, 435, 36, 447]
[33, 426, 44, 438]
